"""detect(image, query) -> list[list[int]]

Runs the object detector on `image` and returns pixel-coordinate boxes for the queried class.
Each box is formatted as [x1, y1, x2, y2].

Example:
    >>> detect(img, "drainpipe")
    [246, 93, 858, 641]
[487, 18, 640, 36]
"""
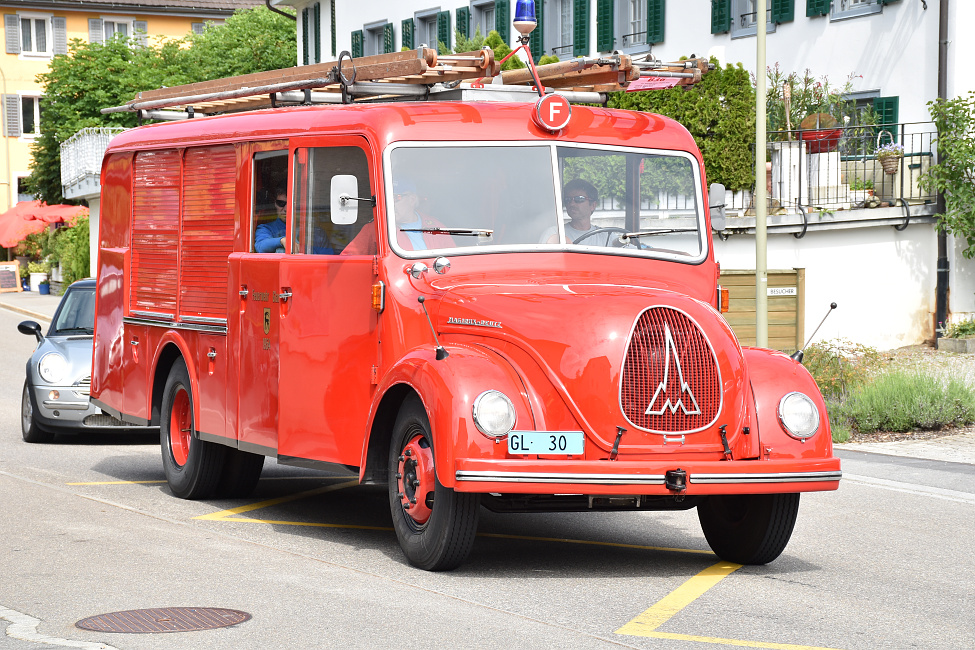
[265, 0, 296, 21]
[935, 0, 949, 337]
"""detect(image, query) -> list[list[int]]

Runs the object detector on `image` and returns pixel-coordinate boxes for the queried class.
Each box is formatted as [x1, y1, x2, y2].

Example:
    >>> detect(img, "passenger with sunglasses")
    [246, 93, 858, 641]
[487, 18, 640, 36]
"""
[540, 179, 613, 246]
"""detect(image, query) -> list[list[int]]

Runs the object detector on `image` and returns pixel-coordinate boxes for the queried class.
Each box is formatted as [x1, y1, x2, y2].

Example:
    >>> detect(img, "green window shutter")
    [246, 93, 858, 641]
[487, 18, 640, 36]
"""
[402, 18, 414, 49]
[646, 0, 665, 44]
[383, 22, 394, 54]
[770, 0, 794, 23]
[495, 1, 509, 44]
[878, 0, 901, 5]
[711, 0, 730, 34]
[528, 0, 543, 60]
[351, 29, 363, 58]
[331, 1, 336, 57]
[313, 3, 321, 62]
[873, 96, 900, 144]
[573, 0, 588, 56]
[596, 0, 614, 52]
[302, 8, 310, 65]
[806, 0, 830, 17]
[438, 10, 451, 51]
[456, 7, 469, 39]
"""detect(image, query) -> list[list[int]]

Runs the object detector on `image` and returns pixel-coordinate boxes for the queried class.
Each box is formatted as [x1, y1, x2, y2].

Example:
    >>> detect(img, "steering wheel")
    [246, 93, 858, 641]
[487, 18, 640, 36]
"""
[572, 227, 630, 248]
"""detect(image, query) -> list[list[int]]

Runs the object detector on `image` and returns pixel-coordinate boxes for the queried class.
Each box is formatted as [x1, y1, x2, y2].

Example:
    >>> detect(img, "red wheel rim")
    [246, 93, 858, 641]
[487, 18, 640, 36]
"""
[170, 388, 192, 467]
[396, 433, 435, 525]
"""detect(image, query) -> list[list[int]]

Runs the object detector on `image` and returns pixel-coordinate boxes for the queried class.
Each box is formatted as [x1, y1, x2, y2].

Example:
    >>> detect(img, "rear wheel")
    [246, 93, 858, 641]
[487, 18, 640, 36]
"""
[22, 381, 54, 444]
[215, 449, 265, 498]
[160, 359, 226, 499]
[388, 396, 479, 571]
[698, 493, 800, 565]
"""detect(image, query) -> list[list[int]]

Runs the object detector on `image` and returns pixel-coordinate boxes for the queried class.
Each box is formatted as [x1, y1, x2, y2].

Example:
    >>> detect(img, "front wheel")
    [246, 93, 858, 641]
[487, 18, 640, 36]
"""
[160, 359, 226, 499]
[388, 396, 479, 571]
[697, 493, 800, 565]
[22, 381, 54, 443]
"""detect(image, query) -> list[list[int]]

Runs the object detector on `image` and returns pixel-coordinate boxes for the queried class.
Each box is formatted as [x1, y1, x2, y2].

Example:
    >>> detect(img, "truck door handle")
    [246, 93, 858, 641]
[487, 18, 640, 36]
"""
[279, 289, 292, 302]
[239, 285, 248, 298]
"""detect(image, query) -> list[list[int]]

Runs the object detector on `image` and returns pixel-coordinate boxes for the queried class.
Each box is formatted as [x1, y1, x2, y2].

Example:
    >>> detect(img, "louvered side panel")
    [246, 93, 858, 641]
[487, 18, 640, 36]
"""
[180, 145, 236, 319]
[132, 150, 180, 315]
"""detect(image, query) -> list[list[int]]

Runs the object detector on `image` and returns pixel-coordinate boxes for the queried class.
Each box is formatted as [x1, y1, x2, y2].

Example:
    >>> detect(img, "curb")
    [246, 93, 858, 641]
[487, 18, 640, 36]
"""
[0, 302, 52, 323]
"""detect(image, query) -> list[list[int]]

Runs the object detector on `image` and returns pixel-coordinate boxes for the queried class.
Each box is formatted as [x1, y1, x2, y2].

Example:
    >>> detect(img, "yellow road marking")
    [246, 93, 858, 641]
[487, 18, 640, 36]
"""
[479, 532, 713, 555]
[67, 475, 354, 486]
[636, 631, 843, 650]
[617, 561, 742, 635]
[195, 480, 361, 520]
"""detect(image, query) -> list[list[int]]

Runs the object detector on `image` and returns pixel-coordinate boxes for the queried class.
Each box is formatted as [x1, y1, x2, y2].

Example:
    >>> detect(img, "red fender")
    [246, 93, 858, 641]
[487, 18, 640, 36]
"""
[743, 347, 833, 460]
[363, 343, 533, 488]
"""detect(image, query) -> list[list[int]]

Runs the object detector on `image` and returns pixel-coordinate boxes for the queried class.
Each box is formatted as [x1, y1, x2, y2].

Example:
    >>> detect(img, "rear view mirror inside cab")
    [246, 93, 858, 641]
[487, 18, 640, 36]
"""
[331, 175, 360, 225]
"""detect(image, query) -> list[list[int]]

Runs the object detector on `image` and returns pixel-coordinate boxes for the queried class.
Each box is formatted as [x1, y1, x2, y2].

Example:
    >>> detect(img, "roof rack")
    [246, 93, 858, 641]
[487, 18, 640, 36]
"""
[100, 48, 712, 119]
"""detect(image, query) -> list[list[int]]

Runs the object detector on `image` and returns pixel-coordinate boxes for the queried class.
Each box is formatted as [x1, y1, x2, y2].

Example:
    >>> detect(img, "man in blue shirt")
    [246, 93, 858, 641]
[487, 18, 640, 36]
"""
[254, 189, 288, 253]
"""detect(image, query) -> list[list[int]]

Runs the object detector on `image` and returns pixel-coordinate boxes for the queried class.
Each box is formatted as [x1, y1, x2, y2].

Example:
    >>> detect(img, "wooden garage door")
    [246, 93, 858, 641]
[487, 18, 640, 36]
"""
[720, 269, 804, 353]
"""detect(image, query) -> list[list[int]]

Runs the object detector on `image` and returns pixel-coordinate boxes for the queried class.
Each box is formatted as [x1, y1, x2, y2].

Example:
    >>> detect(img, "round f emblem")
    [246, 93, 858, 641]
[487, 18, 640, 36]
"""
[263, 308, 271, 335]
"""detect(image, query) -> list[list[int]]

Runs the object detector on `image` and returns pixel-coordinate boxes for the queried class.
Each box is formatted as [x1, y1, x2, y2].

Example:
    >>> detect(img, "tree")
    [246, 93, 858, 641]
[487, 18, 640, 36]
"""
[919, 92, 975, 257]
[23, 6, 296, 205]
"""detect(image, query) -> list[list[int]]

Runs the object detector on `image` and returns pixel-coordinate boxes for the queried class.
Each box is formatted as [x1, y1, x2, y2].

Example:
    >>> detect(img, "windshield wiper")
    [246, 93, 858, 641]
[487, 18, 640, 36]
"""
[56, 327, 94, 335]
[400, 227, 493, 237]
[620, 228, 697, 240]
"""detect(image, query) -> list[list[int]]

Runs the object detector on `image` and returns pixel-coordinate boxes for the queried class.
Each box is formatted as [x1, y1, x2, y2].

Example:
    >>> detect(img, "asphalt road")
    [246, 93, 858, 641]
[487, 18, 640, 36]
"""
[1, 304, 973, 650]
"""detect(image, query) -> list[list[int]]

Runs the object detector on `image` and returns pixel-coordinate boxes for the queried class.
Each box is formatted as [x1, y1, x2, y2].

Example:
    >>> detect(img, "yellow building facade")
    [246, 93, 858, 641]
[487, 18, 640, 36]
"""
[1, 0, 259, 212]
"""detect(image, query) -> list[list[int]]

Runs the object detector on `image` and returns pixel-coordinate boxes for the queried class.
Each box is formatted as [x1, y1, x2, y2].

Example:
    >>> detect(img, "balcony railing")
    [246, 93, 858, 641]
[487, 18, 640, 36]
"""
[60, 127, 125, 199]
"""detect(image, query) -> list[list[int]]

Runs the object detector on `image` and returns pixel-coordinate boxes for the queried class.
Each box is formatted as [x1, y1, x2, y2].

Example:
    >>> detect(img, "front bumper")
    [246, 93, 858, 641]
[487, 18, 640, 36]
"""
[27, 382, 119, 430]
[453, 457, 841, 495]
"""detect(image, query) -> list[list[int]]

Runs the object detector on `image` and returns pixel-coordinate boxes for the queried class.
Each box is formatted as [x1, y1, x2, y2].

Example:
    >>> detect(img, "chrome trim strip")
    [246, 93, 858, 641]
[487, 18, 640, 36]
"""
[455, 471, 666, 485]
[42, 400, 89, 410]
[130, 310, 174, 320]
[690, 471, 843, 484]
[179, 315, 228, 325]
[124, 316, 228, 335]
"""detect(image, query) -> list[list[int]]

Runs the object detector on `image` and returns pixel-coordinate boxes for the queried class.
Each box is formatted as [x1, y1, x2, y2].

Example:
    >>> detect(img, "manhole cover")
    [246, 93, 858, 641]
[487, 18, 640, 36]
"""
[76, 607, 251, 634]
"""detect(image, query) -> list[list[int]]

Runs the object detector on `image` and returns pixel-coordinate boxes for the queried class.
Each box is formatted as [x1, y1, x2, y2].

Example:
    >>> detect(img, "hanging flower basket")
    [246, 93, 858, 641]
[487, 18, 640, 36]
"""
[876, 133, 904, 176]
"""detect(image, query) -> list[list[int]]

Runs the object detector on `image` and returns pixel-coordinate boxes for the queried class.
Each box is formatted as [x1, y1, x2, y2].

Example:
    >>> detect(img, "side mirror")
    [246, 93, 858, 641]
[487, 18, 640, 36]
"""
[709, 183, 726, 233]
[18, 320, 43, 342]
[330, 175, 361, 225]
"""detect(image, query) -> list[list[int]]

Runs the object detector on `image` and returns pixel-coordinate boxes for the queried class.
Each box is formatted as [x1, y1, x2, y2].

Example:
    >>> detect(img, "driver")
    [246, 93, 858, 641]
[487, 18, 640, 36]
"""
[540, 179, 614, 246]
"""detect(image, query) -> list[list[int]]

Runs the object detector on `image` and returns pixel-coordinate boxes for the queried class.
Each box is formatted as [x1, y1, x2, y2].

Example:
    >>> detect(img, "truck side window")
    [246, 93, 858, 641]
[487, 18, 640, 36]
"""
[252, 150, 288, 253]
[293, 146, 373, 255]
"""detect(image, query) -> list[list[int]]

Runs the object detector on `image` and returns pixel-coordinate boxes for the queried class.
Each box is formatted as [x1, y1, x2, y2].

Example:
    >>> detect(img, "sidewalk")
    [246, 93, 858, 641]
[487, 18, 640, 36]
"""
[0, 288, 61, 322]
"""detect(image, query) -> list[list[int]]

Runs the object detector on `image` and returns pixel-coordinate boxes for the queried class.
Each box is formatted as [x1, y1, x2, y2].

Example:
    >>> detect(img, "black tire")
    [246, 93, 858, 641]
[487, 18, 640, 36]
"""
[215, 449, 265, 498]
[160, 359, 226, 499]
[388, 396, 479, 571]
[697, 493, 800, 565]
[22, 381, 54, 444]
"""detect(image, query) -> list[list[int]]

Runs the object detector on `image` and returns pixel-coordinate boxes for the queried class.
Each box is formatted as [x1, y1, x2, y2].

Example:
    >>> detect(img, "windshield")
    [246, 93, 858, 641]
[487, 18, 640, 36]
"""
[386, 142, 704, 261]
[51, 287, 95, 336]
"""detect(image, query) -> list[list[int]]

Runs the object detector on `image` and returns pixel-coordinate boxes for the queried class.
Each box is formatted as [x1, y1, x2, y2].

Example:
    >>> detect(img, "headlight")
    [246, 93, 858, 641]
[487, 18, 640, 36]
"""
[472, 390, 516, 438]
[38, 352, 68, 384]
[777, 392, 820, 439]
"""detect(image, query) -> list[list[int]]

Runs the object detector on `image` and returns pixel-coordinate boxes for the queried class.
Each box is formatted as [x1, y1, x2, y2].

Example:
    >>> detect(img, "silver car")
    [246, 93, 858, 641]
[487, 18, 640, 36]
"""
[18, 278, 128, 442]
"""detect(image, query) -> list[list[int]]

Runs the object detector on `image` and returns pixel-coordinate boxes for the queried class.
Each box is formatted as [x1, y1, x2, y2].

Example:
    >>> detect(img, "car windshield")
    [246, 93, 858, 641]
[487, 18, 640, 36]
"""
[50, 287, 95, 336]
[385, 142, 704, 261]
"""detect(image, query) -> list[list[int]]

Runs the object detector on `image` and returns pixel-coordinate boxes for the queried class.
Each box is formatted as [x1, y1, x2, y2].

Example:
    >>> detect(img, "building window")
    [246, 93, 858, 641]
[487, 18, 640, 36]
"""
[191, 22, 205, 35]
[731, 0, 776, 38]
[545, 0, 574, 57]
[17, 177, 35, 203]
[616, 0, 645, 50]
[364, 21, 393, 56]
[472, 0, 495, 37]
[20, 16, 48, 53]
[89, 17, 147, 46]
[21, 96, 40, 137]
[416, 9, 439, 48]
[832, 0, 883, 20]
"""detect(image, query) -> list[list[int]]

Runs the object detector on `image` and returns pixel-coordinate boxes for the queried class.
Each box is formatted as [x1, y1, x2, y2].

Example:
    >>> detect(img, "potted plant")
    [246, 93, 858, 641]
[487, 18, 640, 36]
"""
[876, 141, 904, 175]
[848, 176, 874, 204]
[938, 318, 975, 354]
[38, 279, 51, 295]
[27, 261, 50, 293]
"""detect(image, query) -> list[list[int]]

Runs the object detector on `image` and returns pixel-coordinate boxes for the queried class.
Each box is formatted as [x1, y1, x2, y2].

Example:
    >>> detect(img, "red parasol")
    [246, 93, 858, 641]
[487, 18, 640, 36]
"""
[0, 201, 87, 248]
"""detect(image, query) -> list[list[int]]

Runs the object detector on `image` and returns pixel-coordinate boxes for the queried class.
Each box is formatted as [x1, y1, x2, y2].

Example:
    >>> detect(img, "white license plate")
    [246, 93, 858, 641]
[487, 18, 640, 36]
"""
[508, 431, 584, 455]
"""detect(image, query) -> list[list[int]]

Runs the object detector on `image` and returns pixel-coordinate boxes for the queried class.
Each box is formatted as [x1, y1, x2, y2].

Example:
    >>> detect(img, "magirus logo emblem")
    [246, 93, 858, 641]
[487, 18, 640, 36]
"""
[645, 324, 701, 416]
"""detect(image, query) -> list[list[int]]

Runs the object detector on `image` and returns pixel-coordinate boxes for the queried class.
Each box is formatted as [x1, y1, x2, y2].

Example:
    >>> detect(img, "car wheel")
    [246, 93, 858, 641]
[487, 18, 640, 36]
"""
[22, 381, 54, 444]
[215, 449, 265, 498]
[697, 493, 800, 565]
[160, 358, 226, 499]
[388, 396, 479, 571]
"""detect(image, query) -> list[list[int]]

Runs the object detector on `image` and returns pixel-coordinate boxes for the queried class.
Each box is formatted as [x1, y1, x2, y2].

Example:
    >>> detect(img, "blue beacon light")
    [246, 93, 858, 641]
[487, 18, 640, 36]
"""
[514, 0, 537, 36]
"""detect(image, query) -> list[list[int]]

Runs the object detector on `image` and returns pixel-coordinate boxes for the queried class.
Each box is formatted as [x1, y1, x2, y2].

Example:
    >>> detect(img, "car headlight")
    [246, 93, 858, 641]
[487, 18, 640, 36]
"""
[777, 391, 820, 439]
[472, 390, 516, 438]
[38, 352, 68, 384]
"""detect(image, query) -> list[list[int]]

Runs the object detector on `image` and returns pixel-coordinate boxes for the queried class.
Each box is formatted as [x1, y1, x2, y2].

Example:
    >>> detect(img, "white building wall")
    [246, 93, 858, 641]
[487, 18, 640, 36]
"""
[715, 223, 939, 350]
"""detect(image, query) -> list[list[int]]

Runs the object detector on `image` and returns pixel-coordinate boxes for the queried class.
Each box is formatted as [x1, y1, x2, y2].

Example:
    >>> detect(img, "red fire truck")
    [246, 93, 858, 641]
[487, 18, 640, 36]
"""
[91, 51, 840, 570]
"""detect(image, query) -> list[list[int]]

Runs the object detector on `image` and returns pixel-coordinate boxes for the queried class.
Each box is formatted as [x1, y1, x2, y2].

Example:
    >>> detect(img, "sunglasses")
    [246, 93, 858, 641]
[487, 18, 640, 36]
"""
[275, 199, 287, 208]
[565, 195, 592, 204]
